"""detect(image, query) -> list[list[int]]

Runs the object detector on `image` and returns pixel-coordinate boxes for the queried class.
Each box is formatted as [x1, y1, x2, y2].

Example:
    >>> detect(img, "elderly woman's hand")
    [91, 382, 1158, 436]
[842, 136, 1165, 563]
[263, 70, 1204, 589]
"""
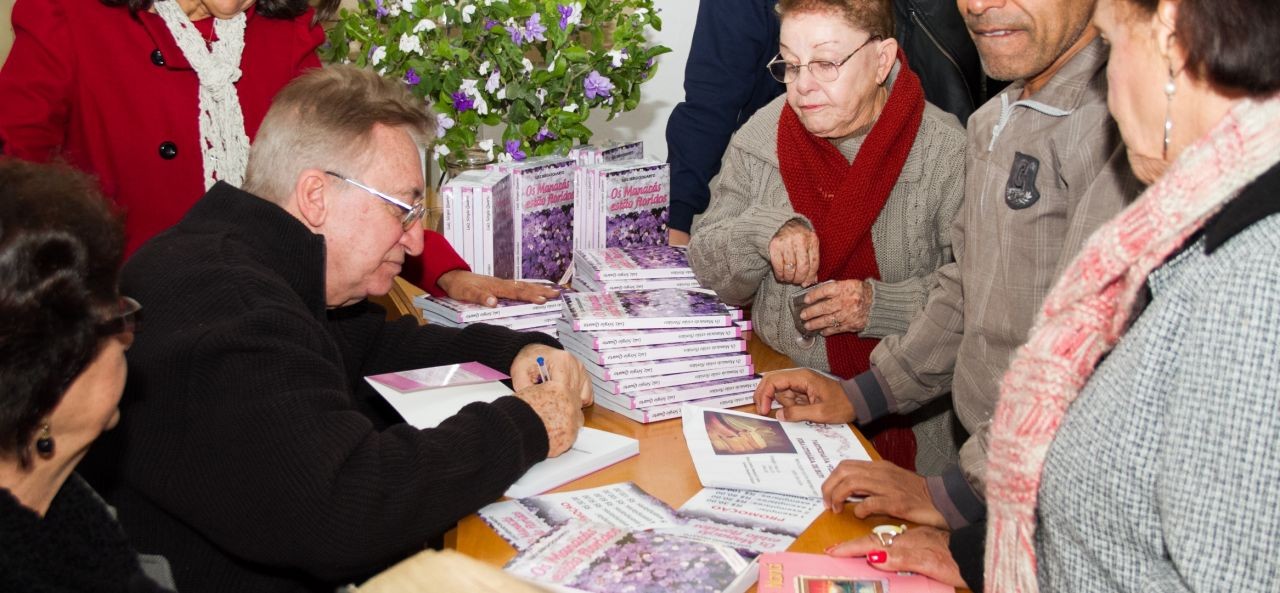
[769, 220, 820, 286]
[825, 526, 968, 589]
[799, 279, 873, 335]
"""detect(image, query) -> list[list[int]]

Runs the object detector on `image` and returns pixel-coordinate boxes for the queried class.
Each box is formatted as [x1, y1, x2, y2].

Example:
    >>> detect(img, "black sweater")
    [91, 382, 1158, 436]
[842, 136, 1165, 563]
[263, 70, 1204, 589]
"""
[84, 183, 561, 593]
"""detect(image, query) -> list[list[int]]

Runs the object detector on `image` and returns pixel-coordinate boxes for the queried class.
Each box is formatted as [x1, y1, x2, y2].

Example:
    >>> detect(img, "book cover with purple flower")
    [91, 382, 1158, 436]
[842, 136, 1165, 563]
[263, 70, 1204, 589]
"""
[575, 246, 696, 281]
[562, 289, 733, 331]
[603, 161, 670, 250]
[493, 156, 576, 283]
[505, 520, 753, 593]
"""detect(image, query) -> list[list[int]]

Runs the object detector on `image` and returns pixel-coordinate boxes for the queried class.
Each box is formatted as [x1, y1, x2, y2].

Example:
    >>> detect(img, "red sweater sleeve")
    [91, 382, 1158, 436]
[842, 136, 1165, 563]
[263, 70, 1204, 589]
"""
[0, 0, 73, 161]
[408, 230, 469, 297]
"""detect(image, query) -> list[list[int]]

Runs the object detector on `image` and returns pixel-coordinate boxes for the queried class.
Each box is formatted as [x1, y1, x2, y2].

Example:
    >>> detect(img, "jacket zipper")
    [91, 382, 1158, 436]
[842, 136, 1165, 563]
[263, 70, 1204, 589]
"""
[909, 7, 977, 111]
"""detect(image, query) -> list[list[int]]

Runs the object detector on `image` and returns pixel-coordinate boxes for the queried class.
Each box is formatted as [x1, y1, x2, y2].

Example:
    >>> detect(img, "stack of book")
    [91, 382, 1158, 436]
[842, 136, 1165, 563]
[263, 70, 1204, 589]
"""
[572, 245, 701, 292]
[414, 292, 564, 338]
[560, 288, 758, 423]
[569, 141, 644, 253]
[574, 158, 670, 251]
[439, 169, 514, 277]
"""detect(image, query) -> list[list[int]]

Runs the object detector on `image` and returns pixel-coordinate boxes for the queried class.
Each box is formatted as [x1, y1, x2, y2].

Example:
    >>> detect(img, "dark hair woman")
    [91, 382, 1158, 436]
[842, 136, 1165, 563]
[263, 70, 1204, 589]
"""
[0, 159, 161, 591]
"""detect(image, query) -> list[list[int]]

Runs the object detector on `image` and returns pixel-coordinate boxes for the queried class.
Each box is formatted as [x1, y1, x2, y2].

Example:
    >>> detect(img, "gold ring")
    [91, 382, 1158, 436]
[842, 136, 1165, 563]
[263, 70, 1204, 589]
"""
[873, 524, 907, 548]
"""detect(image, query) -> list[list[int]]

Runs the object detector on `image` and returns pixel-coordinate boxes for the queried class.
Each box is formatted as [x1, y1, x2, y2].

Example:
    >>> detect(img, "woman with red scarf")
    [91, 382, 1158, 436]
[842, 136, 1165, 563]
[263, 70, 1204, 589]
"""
[688, 0, 966, 472]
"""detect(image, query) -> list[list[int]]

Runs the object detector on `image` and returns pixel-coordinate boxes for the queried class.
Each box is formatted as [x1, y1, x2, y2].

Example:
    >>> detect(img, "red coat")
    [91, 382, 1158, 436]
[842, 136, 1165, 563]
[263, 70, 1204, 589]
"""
[0, 0, 464, 294]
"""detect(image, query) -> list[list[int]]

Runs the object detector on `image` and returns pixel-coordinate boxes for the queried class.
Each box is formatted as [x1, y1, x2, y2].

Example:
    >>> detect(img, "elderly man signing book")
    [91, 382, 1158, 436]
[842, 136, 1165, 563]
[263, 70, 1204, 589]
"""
[82, 65, 591, 593]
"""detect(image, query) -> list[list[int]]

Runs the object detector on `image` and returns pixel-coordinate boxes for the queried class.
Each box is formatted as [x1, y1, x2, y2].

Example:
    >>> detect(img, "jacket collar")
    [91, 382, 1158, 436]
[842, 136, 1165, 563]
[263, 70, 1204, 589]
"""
[181, 182, 329, 319]
[1204, 161, 1280, 254]
[137, 5, 258, 71]
[1000, 36, 1108, 115]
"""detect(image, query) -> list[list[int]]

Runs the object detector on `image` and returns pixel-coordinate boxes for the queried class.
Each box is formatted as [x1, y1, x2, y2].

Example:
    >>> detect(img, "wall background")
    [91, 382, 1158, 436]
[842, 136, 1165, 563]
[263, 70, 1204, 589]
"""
[0, 0, 697, 160]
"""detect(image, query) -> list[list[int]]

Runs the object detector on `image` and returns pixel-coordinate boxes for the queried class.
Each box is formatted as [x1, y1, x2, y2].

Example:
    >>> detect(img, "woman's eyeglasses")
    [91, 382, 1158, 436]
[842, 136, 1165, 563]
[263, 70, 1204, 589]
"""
[324, 171, 427, 231]
[95, 296, 142, 337]
[767, 35, 882, 84]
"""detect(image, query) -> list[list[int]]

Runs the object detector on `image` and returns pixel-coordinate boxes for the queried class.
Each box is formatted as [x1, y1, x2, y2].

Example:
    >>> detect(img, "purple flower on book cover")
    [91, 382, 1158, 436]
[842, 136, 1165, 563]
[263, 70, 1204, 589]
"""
[626, 246, 690, 269]
[451, 91, 474, 112]
[569, 531, 737, 593]
[522, 204, 573, 280]
[607, 207, 669, 249]
[615, 289, 725, 318]
[584, 70, 614, 99]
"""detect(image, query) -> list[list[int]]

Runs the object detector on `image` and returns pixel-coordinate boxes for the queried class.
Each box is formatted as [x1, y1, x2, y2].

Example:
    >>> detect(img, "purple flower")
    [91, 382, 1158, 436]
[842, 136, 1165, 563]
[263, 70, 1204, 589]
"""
[508, 24, 523, 45]
[557, 4, 574, 29]
[484, 18, 499, 31]
[452, 91, 474, 112]
[404, 68, 421, 86]
[534, 126, 556, 142]
[375, 0, 389, 18]
[505, 140, 527, 161]
[584, 70, 614, 99]
[523, 12, 547, 43]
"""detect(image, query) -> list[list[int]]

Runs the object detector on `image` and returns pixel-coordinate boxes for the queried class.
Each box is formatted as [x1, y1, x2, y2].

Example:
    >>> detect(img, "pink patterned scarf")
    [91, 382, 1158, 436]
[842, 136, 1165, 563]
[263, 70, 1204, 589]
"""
[984, 95, 1280, 593]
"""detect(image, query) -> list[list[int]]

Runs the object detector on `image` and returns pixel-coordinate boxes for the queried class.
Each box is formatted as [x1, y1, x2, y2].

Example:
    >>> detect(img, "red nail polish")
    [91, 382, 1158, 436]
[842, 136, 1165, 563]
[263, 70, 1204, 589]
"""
[867, 550, 887, 564]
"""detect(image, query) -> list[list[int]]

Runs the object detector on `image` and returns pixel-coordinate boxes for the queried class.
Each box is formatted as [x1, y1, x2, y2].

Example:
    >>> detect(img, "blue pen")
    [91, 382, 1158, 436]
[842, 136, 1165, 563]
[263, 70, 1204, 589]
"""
[535, 356, 551, 384]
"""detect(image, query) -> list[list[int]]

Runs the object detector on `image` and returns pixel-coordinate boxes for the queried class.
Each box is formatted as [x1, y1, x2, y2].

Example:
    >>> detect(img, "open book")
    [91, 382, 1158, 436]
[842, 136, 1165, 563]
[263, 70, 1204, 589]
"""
[365, 363, 638, 498]
[682, 405, 871, 499]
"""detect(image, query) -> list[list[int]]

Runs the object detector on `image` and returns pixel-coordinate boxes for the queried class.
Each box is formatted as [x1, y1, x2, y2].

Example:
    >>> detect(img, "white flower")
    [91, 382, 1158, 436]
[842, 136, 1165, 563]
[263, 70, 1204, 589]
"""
[563, 103, 578, 113]
[413, 18, 436, 33]
[478, 139, 495, 159]
[441, 62, 452, 71]
[387, 4, 400, 17]
[496, 86, 507, 100]
[485, 70, 501, 93]
[433, 144, 451, 159]
[461, 5, 476, 23]
[478, 60, 491, 76]
[398, 33, 423, 55]
[474, 95, 489, 115]
[435, 112, 455, 138]
[522, 58, 534, 74]
[439, 11, 449, 26]
[370, 46, 387, 66]
[535, 88, 547, 105]
[546, 53, 559, 72]
[459, 78, 479, 96]
[635, 7, 648, 15]
[497, 152, 513, 163]
[400, 0, 414, 13]
[607, 49, 626, 68]
[566, 2, 583, 26]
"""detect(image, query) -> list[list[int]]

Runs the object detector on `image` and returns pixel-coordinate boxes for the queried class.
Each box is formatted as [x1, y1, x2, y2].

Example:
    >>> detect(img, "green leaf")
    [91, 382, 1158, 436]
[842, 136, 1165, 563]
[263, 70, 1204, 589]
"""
[519, 118, 542, 137]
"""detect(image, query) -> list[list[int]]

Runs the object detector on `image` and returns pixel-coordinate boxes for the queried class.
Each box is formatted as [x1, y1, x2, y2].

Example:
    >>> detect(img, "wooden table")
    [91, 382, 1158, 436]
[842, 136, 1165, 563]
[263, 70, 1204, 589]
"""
[380, 280, 951, 591]
[445, 336, 890, 572]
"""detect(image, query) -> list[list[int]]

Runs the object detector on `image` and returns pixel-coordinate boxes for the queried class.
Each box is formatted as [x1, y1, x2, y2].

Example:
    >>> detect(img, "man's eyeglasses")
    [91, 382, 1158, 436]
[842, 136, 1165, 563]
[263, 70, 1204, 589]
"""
[95, 296, 142, 337]
[324, 171, 427, 231]
[767, 35, 882, 84]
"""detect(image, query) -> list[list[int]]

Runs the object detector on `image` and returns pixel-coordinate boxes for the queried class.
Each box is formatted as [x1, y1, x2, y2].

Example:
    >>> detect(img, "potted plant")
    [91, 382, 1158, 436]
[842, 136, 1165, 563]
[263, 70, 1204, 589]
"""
[323, 0, 671, 171]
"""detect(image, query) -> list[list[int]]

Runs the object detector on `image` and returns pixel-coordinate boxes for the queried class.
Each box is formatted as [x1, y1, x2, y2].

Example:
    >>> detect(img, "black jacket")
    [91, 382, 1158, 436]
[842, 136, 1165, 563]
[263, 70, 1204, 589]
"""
[84, 183, 561, 593]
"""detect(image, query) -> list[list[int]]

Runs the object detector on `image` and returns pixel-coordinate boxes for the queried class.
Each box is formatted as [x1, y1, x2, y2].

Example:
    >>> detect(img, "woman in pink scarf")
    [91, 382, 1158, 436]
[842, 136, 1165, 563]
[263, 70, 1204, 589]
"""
[820, 0, 1280, 591]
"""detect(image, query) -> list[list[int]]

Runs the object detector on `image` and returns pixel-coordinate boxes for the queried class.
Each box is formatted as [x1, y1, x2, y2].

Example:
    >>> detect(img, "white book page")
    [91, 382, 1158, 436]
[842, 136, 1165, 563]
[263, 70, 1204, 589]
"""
[682, 404, 871, 498]
[365, 379, 512, 429]
[505, 427, 638, 498]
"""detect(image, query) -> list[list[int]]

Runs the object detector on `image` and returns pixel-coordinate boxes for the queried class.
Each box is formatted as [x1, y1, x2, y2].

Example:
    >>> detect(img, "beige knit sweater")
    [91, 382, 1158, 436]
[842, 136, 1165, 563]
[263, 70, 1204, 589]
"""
[689, 94, 967, 373]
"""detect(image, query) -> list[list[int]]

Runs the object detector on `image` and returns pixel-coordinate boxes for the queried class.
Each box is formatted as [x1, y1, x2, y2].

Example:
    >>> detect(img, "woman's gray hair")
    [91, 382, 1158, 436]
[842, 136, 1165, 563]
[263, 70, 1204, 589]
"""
[243, 65, 432, 204]
[776, 0, 894, 40]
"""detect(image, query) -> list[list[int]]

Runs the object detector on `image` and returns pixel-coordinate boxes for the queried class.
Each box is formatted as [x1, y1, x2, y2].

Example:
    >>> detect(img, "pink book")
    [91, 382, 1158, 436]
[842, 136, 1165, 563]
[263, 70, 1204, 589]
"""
[366, 362, 509, 393]
[757, 553, 954, 593]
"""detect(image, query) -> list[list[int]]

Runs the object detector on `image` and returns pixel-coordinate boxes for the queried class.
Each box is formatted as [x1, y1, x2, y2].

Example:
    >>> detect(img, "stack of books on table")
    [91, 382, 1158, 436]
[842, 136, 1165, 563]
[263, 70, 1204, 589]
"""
[572, 245, 702, 292]
[560, 288, 758, 423]
[413, 291, 564, 338]
[438, 169, 514, 277]
[573, 158, 671, 252]
[487, 155, 577, 284]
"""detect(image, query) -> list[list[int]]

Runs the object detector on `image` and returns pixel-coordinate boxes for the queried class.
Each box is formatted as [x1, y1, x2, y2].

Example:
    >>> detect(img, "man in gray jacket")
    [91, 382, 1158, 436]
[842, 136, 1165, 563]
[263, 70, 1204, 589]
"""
[754, 0, 1140, 531]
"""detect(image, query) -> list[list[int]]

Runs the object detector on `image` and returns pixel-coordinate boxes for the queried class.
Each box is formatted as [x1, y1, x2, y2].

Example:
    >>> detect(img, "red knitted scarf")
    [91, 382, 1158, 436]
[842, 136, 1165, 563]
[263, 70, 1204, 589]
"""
[777, 51, 925, 469]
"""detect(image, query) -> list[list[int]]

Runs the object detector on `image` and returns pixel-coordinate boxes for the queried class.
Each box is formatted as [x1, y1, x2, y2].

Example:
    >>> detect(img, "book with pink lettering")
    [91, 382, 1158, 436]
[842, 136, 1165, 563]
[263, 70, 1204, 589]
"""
[557, 320, 743, 350]
[582, 352, 754, 382]
[596, 375, 762, 410]
[602, 160, 669, 250]
[564, 338, 747, 366]
[756, 552, 954, 593]
[596, 388, 758, 424]
[590, 366, 756, 395]
[562, 289, 732, 331]
[491, 156, 576, 283]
